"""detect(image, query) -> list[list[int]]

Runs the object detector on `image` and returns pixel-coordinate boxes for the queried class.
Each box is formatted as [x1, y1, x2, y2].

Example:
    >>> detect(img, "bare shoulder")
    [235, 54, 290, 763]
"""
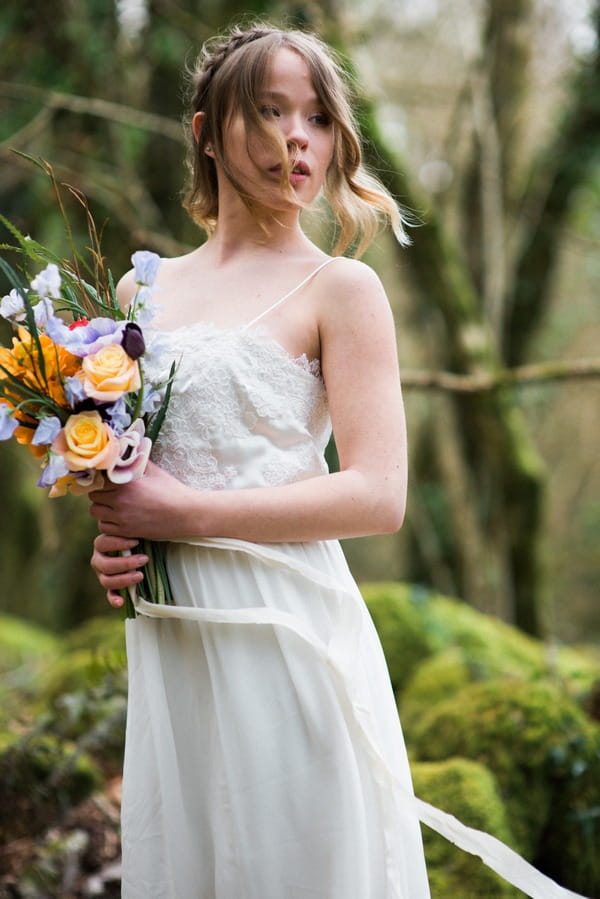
[115, 268, 138, 310]
[315, 256, 392, 330]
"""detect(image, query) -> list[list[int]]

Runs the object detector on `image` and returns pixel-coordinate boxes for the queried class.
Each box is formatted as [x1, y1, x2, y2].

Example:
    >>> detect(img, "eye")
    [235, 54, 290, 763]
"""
[309, 112, 331, 127]
[260, 105, 280, 119]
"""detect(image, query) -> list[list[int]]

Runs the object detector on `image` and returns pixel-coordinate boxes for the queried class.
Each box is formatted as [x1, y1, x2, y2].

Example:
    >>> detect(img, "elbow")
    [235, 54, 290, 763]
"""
[369, 479, 406, 534]
[376, 495, 406, 534]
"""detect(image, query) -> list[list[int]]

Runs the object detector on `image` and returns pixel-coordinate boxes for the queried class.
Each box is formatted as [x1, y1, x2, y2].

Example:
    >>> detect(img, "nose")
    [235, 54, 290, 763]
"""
[285, 114, 309, 151]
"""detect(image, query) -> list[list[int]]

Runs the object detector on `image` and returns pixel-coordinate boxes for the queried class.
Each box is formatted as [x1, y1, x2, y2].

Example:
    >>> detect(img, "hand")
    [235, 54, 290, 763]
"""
[88, 460, 191, 540]
[91, 533, 149, 609]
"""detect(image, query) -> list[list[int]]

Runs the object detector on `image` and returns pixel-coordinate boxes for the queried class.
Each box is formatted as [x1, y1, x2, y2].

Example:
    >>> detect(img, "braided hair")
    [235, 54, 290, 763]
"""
[182, 24, 409, 256]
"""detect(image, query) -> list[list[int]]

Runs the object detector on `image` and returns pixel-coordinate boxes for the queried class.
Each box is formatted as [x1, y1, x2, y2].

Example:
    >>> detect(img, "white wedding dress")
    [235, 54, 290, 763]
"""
[121, 263, 589, 899]
[121, 262, 430, 898]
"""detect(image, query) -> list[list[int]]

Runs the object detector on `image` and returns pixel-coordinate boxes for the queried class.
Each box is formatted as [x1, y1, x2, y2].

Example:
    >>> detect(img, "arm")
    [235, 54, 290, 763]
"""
[90, 261, 407, 597]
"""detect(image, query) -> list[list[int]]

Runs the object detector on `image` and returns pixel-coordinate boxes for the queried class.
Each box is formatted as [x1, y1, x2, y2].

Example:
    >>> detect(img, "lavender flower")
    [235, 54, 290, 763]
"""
[37, 451, 70, 487]
[0, 403, 19, 440]
[30, 263, 61, 299]
[105, 397, 132, 435]
[64, 376, 88, 408]
[33, 297, 56, 329]
[132, 250, 161, 286]
[45, 316, 125, 357]
[32, 416, 63, 446]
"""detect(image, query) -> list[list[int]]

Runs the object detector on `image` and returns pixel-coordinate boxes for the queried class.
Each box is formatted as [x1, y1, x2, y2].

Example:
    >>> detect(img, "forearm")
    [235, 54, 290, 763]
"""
[174, 467, 406, 544]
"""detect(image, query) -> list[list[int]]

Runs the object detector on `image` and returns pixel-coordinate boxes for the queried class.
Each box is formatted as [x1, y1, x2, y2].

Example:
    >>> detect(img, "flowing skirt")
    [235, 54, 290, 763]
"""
[121, 537, 430, 899]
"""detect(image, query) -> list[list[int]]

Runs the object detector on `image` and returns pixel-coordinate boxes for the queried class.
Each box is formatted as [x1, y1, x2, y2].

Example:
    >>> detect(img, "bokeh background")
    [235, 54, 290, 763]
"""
[1, 1, 599, 896]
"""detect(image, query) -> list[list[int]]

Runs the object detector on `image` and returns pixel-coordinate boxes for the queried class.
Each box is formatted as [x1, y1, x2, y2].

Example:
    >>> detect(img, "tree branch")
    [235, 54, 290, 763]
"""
[0, 82, 183, 142]
[401, 357, 600, 391]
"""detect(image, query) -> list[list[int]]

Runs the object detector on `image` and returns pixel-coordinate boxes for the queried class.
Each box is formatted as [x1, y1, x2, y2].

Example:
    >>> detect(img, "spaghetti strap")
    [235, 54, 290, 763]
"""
[244, 257, 339, 329]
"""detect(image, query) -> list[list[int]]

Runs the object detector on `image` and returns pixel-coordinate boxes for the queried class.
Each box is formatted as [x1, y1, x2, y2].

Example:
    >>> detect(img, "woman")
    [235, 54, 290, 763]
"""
[90, 22, 429, 898]
[89, 21, 587, 899]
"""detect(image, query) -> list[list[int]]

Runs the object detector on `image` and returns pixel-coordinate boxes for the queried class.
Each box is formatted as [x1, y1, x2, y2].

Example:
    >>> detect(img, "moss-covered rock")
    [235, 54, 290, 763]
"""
[362, 583, 600, 707]
[412, 758, 522, 897]
[407, 679, 600, 894]
[0, 733, 101, 843]
[400, 645, 533, 732]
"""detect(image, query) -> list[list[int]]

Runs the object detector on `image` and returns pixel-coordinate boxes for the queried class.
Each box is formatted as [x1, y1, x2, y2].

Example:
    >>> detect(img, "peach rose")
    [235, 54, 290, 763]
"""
[52, 411, 120, 471]
[80, 343, 141, 402]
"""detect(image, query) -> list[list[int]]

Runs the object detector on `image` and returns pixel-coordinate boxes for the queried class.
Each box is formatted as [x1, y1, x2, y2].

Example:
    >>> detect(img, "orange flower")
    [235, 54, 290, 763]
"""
[0, 327, 81, 406]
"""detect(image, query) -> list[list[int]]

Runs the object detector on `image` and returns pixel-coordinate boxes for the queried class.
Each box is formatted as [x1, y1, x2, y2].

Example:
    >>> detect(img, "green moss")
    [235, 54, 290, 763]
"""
[0, 613, 59, 673]
[0, 733, 101, 842]
[412, 758, 522, 897]
[362, 583, 548, 700]
[361, 583, 440, 692]
[407, 679, 600, 894]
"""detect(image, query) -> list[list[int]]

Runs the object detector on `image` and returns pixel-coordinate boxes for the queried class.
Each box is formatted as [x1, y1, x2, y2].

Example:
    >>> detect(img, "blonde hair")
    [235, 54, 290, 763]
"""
[182, 24, 410, 257]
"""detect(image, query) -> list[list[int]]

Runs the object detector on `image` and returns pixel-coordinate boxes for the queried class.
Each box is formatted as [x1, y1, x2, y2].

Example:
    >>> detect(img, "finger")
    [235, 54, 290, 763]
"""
[107, 590, 125, 609]
[89, 501, 116, 523]
[94, 534, 140, 553]
[96, 568, 145, 592]
[91, 551, 149, 577]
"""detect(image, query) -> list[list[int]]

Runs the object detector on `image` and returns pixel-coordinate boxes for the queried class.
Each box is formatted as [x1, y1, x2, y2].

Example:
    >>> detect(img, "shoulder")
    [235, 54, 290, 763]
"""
[315, 256, 392, 330]
[115, 268, 137, 311]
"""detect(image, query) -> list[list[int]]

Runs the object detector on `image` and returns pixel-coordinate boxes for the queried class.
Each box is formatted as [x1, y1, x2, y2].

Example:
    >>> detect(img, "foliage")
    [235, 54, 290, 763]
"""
[412, 758, 521, 898]
[0, 733, 102, 844]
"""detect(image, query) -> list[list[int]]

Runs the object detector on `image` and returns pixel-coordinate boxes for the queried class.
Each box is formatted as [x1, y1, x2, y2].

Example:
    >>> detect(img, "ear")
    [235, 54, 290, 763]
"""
[192, 111, 214, 157]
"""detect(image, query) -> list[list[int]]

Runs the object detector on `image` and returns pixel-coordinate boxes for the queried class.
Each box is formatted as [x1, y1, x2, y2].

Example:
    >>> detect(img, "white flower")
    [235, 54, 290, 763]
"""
[131, 250, 161, 287]
[0, 288, 26, 322]
[30, 263, 62, 299]
[33, 297, 56, 329]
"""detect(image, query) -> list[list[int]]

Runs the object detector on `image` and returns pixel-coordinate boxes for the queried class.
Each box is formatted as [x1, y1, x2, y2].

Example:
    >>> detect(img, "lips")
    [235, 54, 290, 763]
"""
[269, 160, 311, 177]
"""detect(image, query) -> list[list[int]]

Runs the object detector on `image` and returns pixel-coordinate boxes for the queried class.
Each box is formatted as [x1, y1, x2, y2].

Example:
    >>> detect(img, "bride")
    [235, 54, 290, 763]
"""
[88, 22, 587, 899]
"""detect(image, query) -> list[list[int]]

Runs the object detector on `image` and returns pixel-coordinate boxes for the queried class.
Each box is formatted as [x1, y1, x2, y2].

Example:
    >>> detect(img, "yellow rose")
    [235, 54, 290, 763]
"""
[52, 411, 120, 471]
[81, 344, 141, 402]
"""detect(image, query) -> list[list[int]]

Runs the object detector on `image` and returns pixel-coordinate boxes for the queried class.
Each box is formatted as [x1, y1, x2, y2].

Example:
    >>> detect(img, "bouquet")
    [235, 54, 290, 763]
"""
[0, 161, 175, 618]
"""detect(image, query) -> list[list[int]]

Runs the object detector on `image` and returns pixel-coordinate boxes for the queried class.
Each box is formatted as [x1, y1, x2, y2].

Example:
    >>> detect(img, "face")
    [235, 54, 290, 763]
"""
[220, 47, 335, 212]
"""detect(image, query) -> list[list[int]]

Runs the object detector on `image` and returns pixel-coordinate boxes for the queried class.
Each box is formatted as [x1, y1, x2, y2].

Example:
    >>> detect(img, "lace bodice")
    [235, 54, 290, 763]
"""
[143, 321, 331, 491]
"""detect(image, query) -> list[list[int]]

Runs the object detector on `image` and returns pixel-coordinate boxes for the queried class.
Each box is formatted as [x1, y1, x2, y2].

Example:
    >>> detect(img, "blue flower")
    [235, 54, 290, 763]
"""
[105, 397, 132, 435]
[45, 315, 125, 357]
[0, 403, 19, 440]
[37, 452, 70, 488]
[132, 250, 161, 287]
[32, 416, 63, 446]
[64, 376, 88, 408]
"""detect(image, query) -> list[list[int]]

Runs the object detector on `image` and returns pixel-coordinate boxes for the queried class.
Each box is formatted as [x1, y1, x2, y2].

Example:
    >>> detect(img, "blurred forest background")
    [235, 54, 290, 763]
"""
[1, 0, 598, 642]
[1, 1, 600, 896]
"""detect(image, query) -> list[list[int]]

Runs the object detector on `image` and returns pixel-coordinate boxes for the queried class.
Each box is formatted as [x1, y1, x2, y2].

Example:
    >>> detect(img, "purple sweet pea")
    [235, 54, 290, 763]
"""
[139, 384, 162, 416]
[32, 415, 63, 446]
[33, 297, 56, 329]
[121, 322, 145, 360]
[106, 419, 151, 484]
[30, 263, 61, 300]
[105, 397, 132, 435]
[0, 403, 19, 440]
[132, 251, 161, 287]
[37, 451, 70, 487]
[64, 376, 88, 408]
[45, 315, 125, 357]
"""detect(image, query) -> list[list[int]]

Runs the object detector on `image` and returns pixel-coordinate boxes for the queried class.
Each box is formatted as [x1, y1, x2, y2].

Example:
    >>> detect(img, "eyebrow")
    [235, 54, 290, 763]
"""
[261, 89, 322, 105]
